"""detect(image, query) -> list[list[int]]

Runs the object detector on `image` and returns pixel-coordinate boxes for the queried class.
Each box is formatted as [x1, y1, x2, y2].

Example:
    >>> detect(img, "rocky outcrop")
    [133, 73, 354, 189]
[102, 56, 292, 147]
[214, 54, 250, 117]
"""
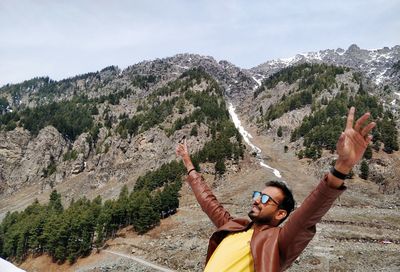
[72, 132, 91, 159]
[0, 126, 68, 194]
[368, 157, 400, 194]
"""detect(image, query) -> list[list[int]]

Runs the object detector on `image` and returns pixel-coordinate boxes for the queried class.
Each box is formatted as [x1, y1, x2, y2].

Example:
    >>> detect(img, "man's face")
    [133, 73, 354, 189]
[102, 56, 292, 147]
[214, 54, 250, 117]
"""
[248, 186, 285, 225]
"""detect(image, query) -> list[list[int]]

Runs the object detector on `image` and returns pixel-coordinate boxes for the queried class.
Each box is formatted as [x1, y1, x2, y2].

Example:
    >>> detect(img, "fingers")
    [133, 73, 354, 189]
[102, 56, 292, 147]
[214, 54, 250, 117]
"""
[336, 132, 346, 154]
[366, 135, 373, 145]
[346, 107, 355, 130]
[360, 122, 376, 137]
[176, 138, 189, 157]
[347, 108, 376, 138]
[354, 112, 370, 132]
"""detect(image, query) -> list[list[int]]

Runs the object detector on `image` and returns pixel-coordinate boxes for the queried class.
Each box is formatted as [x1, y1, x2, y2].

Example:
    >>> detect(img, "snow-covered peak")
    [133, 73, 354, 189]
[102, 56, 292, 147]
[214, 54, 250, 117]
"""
[251, 44, 400, 87]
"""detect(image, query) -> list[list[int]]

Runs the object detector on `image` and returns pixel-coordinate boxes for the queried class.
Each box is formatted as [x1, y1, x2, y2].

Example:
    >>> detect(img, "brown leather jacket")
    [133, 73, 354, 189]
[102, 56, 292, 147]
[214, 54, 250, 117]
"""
[186, 172, 346, 272]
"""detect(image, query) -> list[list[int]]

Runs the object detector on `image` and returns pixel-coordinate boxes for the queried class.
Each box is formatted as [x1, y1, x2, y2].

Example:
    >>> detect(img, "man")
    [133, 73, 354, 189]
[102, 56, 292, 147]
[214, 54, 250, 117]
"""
[175, 107, 375, 272]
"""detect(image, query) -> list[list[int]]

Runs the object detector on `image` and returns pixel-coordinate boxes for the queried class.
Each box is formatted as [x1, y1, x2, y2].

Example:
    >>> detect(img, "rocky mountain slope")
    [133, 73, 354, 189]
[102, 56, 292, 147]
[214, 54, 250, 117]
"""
[0, 44, 399, 271]
[0, 55, 248, 201]
[252, 44, 400, 87]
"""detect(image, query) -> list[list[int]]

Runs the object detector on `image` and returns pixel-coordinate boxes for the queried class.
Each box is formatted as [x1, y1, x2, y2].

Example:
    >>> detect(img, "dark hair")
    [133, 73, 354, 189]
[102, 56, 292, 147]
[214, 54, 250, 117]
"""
[265, 180, 295, 225]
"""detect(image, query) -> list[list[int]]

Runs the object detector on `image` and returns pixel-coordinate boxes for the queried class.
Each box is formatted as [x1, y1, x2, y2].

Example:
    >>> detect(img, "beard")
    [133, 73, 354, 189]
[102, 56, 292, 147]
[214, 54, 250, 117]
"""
[248, 207, 274, 225]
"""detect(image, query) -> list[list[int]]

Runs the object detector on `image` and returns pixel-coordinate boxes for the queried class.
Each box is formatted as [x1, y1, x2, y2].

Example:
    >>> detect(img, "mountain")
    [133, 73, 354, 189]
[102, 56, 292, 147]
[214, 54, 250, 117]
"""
[0, 54, 256, 204]
[0, 45, 399, 271]
[251, 44, 400, 87]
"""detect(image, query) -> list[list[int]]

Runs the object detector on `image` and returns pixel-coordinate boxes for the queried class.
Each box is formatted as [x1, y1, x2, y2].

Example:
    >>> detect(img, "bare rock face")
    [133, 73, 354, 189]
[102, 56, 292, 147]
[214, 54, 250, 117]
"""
[71, 153, 85, 174]
[0, 127, 31, 194]
[125, 127, 177, 170]
[369, 157, 400, 194]
[0, 127, 30, 164]
[0, 126, 68, 194]
[308, 154, 400, 195]
[73, 132, 91, 159]
[270, 107, 312, 137]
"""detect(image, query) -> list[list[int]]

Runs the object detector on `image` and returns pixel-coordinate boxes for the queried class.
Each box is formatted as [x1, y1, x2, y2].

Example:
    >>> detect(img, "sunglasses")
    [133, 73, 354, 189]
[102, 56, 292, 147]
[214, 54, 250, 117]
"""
[252, 191, 279, 205]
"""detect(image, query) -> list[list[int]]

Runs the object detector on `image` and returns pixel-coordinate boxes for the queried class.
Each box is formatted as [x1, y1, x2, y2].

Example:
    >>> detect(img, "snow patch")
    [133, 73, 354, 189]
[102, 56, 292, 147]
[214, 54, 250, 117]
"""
[260, 162, 282, 178]
[252, 75, 264, 90]
[279, 56, 296, 66]
[375, 69, 388, 85]
[176, 65, 189, 70]
[228, 103, 281, 178]
[336, 50, 345, 56]
[369, 51, 393, 63]
[304, 51, 323, 61]
[252, 76, 262, 87]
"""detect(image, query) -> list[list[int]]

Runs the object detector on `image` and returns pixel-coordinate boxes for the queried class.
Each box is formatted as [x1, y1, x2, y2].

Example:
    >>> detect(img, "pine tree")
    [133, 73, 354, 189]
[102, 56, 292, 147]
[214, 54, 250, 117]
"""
[116, 185, 129, 226]
[215, 159, 226, 175]
[360, 160, 369, 180]
[42, 214, 69, 262]
[190, 125, 198, 136]
[134, 197, 160, 234]
[48, 190, 63, 213]
[363, 145, 372, 160]
[277, 126, 283, 137]
[381, 116, 399, 153]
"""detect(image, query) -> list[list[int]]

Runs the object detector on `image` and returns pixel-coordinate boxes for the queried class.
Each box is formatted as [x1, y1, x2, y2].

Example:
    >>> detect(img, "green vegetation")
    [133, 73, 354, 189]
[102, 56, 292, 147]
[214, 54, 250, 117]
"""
[190, 125, 198, 136]
[115, 69, 216, 139]
[134, 161, 185, 191]
[0, 192, 100, 263]
[0, 160, 182, 263]
[363, 145, 372, 160]
[42, 161, 57, 178]
[63, 150, 78, 161]
[291, 89, 398, 159]
[256, 63, 348, 121]
[277, 126, 283, 137]
[117, 97, 178, 137]
[0, 77, 52, 100]
[265, 91, 312, 121]
[0, 111, 20, 131]
[379, 112, 399, 153]
[0, 87, 137, 140]
[215, 159, 226, 175]
[254, 63, 347, 99]
[0, 95, 95, 140]
[20, 100, 93, 140]
[360, 160, 369, 180]
[0, 97, 8, 113]
[255, 63, 398, 160]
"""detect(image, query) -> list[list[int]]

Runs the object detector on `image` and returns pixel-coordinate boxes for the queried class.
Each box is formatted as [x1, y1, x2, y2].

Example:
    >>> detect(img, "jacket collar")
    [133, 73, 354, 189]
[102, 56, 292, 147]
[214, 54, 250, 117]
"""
[217, 218, 275, 233]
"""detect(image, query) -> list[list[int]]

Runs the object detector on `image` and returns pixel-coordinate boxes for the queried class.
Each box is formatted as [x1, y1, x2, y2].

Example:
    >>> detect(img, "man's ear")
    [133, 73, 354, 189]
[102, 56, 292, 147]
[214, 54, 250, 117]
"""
[275, 209, 287, 221]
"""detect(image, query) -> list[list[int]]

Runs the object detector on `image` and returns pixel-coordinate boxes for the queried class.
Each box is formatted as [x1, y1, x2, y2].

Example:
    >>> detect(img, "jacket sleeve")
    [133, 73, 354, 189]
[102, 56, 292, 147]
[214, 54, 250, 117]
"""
[186, 172, 233, 228]
[278, 174, 346, 270]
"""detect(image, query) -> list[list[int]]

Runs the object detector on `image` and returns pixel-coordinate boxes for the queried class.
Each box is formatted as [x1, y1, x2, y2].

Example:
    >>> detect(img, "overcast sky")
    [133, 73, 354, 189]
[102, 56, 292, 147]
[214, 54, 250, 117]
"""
[0, 0, 399, 86]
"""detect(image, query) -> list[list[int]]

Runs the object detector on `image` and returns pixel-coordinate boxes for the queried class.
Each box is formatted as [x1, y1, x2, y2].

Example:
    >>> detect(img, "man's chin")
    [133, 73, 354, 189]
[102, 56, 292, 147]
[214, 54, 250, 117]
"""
[248, 211, 257, 221]
[248, 212, 273, 225]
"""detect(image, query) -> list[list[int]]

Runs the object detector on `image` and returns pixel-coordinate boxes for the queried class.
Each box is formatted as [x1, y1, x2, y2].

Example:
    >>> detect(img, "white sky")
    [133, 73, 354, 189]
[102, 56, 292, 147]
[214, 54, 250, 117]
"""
[0, 0, 399, 86]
